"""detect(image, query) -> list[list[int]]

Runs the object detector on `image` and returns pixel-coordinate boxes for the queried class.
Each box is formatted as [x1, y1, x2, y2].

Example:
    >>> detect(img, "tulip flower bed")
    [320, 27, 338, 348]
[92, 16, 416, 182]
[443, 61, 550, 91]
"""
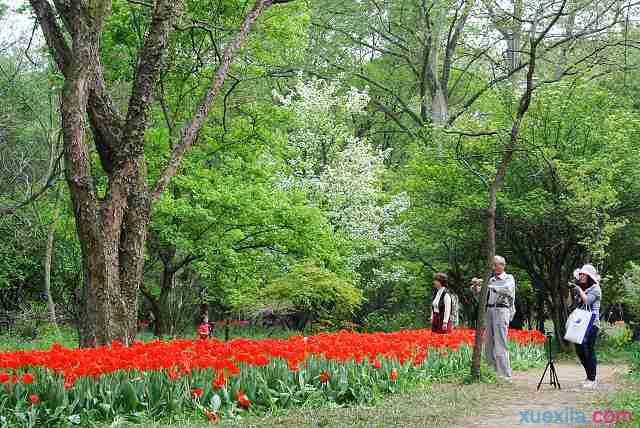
[0, 328, 544, 427]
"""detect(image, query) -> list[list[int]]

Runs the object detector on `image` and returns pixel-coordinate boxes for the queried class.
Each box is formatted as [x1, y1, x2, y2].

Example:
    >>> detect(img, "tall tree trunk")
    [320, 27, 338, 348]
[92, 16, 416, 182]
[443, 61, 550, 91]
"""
[31, 0, 291, 347]
[420, 2, 449, 126]
[159, 266, 177, 336]
[141, 262, 175, 338]
[509, 0, 524, 87]
[431, 88, 449, 125]
[73, 165, 150, 347]
[536, 281, 545, 333]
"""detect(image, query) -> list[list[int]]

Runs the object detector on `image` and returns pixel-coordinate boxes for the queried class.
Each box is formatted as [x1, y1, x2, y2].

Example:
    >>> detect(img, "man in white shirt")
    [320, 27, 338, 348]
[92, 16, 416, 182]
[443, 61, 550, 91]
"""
[472, 255, 516, 381]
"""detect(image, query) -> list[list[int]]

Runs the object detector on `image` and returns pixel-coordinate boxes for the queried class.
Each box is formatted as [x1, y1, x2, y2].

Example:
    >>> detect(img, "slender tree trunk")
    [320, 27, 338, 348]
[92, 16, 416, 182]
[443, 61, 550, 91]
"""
[44, 224, 57, 325]
[536, 284, 545, 332]
[159, 266, 176, 336]
[43, 186, 61, 326]
[469, 0, 566, 376]
[142, 263, 175, 337]
[548, 279, 573, 352]
[470, 185, 499, 379]
[420, 4, 449, 126]
[42, 116, 63, 328]
[142, 257, 197, 337]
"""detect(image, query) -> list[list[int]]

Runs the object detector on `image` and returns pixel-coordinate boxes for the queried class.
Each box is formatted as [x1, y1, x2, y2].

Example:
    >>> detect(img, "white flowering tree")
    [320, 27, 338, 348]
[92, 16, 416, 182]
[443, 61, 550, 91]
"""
[276, 77, 411, 289]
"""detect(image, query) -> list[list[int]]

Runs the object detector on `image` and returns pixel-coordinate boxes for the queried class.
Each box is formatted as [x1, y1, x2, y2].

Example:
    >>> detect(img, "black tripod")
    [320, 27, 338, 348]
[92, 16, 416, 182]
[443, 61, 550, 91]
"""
[537, 332, 561, 391]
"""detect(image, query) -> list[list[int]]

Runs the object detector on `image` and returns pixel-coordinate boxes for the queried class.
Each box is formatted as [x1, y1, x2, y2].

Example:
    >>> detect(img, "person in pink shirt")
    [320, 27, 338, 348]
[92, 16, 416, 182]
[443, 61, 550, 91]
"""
[197, 315, 210, 339]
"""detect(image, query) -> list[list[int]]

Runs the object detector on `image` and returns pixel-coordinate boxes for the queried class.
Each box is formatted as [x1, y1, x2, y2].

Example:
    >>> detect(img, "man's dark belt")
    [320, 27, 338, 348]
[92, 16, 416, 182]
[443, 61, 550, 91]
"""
[486, 303, 509, 308]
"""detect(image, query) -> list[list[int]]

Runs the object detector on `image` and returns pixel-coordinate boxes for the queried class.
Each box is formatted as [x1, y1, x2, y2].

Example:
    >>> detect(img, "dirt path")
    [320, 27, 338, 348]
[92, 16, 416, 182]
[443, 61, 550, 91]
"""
[457, 362, 629, 428]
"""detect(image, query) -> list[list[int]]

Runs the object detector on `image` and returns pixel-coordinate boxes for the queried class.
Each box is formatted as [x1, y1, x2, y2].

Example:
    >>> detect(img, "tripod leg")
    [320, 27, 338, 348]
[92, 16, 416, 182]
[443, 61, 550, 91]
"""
[537, 362, 550, 391]
[554, 366, 561, 389]
[549, 362, 561, 389]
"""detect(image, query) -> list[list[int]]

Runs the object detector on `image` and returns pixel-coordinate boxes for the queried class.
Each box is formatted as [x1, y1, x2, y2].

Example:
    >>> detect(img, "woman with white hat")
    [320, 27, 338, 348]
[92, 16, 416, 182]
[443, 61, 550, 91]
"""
[570, 264, 602, 389]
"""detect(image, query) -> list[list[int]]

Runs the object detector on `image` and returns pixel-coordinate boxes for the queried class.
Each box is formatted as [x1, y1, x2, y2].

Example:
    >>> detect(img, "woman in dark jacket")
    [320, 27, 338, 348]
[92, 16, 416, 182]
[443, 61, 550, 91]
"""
[431, 272, 452, 334]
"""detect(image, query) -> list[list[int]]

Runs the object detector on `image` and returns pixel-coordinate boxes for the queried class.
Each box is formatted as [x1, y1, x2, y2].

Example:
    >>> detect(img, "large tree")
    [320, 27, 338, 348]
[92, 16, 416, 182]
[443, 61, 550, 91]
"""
[28, 0, 295, 346]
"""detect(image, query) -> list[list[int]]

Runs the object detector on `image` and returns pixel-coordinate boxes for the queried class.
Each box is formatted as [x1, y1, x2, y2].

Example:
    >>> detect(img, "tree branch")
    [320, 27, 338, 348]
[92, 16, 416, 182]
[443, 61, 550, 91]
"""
[29, 0, 72, 72]
[119, 0, 179, 165]
[152, 0, 289, 202]
[0, 151, 63, 217]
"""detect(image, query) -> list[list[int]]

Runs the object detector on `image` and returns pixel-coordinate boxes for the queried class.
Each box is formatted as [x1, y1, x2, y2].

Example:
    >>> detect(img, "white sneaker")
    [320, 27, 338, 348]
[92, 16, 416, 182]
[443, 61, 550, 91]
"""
[582, 380, 597, 389]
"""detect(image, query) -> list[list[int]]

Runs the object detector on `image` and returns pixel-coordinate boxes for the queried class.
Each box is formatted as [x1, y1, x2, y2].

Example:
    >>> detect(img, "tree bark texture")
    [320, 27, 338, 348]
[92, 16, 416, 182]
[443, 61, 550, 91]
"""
[30, 0, 284, 346]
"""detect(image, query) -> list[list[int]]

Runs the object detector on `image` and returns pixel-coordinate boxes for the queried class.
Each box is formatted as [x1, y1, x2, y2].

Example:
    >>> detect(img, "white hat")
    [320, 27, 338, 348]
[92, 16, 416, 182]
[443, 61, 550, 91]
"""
[573, 264, 600, 285]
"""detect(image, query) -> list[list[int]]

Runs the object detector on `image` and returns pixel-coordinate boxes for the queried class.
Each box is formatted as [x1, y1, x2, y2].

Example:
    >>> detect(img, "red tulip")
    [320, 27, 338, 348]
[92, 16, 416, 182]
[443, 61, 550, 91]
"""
[204, 409, 219, 423]
[167, 367, 180, 381]
[389, 368, 398, 381]
[29, 394, 39, 405]
[0, 327, 543, 389]
[212, 371, 226, 390]
[236, 390, 251, 409]
[190, 387, 203, 399]
[63, 376, 76, 390]
[20, 373, 35, 384]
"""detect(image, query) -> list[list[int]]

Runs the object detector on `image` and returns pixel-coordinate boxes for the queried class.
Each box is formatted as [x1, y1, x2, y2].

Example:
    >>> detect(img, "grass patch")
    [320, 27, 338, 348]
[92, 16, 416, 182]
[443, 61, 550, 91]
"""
[599, 342, 640, 427]
[0, 323, 78, 351]
[97, 380, 499, 428]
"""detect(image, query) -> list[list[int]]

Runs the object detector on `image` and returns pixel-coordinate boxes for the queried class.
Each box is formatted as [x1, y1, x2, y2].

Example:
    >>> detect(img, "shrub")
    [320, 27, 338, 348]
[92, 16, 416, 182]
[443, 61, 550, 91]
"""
[252, 261, 364, 330]
[12, 303, 50, 340]
[621, 263, 640, 324]
[600, 322, 633, 350]
[362, 310, 425, 332]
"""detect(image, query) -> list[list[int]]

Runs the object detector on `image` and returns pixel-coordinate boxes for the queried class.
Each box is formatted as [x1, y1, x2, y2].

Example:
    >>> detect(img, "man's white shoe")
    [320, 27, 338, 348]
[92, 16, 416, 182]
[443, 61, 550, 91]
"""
[582, 380, 597, 389]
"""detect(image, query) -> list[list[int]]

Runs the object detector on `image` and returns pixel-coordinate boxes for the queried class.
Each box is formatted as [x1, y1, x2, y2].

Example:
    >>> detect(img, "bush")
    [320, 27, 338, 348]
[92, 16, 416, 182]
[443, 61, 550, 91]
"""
[0, 323, 77, 351]
[362, 310, 425, 332]
[252, 261, 364, 330]
[11, 303, 51, 340]
[600, 322, 633, 350]
[621, 263, 640, 324]
[363, 310, 389, 332]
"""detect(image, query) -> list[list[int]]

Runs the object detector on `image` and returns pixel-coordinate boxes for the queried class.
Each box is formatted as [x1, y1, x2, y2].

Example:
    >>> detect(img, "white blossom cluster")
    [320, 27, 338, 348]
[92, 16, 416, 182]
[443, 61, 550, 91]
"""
[276, 77, 410, 280]
[369, 265, 415, 291]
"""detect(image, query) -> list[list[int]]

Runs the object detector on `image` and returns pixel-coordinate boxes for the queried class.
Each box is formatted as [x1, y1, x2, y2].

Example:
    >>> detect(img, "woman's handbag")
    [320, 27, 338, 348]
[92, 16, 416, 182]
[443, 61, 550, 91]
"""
[564, 306, 596, 344]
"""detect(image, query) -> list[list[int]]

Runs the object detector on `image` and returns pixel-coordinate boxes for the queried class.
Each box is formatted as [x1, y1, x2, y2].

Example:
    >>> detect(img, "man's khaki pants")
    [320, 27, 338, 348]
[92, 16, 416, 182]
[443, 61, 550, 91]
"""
[485, 307, 512, 378]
